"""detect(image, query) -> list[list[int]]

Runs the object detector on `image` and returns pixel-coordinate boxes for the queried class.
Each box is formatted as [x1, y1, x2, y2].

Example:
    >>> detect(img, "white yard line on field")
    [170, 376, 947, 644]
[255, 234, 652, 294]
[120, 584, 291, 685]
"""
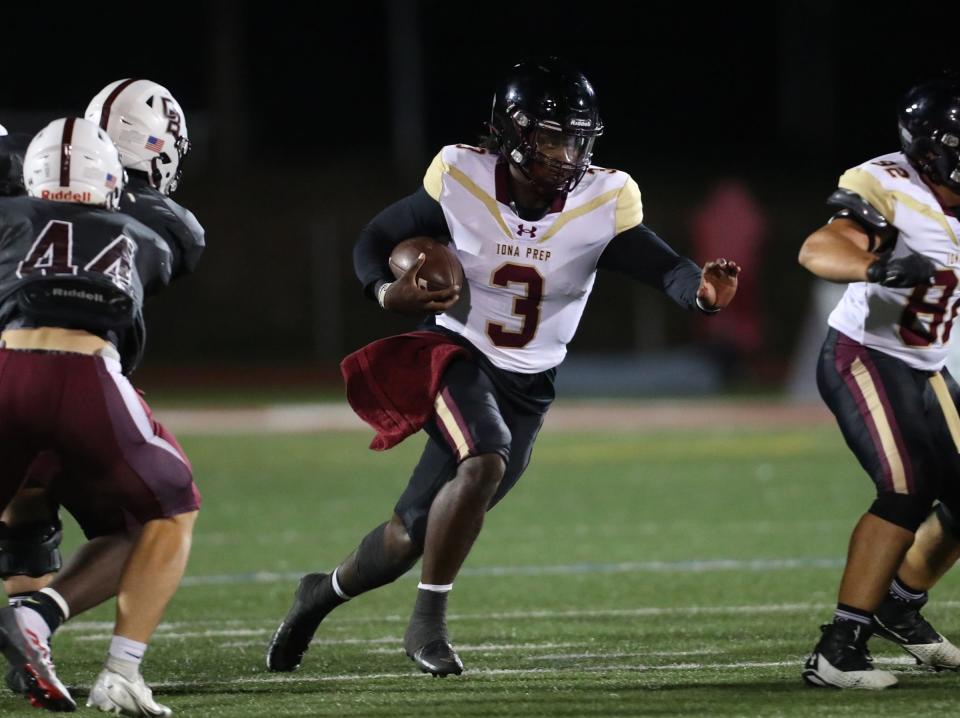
[365, 642, 582, 655]
[148, 655, 920, 690]
[524, 649, 725, 660]
[73, 628, 270, 642]
[156, 400, 832, 436]
[66, 600, 960, 641]
[179, 557, 847, 589]
[59, 595, 960, 643]
[58, 619, 258, 634]
[62, 602, 827, 640]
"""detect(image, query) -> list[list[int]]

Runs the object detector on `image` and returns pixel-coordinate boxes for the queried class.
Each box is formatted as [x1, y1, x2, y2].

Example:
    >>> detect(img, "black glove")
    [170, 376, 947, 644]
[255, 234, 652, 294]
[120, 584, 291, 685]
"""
[866, 253, 936, 288]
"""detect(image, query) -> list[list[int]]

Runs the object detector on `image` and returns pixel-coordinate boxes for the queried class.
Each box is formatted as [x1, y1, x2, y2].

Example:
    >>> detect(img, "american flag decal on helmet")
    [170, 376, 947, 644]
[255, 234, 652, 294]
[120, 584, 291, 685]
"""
[145, 135, 165, 152]
[105, 173, 118, 189]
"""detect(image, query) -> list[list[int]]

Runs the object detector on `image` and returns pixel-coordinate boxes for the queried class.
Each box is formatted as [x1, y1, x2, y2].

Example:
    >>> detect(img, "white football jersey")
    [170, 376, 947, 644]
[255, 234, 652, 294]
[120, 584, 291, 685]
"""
[424, 144, 644, 373]
[828, 151, 960, 370]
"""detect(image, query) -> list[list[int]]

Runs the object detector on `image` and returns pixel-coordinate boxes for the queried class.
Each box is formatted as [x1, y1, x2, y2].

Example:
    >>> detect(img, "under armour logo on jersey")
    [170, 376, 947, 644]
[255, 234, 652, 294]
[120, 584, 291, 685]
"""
[516, 224, 538, 238]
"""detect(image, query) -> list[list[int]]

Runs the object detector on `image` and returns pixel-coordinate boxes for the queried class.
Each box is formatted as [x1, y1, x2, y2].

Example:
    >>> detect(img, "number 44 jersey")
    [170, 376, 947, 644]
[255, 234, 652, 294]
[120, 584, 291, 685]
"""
[425, 144, 644, 373]
[828, 151, 960, 371]
[0, 196, 172, 365]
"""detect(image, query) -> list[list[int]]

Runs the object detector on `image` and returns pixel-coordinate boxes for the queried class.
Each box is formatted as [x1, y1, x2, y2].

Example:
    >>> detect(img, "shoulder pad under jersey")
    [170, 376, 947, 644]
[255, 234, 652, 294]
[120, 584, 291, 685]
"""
[826, 187, 897, 251]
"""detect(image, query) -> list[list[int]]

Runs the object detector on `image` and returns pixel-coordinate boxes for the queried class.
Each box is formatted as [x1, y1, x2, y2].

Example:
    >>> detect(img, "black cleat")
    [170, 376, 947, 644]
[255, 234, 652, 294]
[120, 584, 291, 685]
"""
[0, 606, 76, 710]
[407, 639, 464, 677]
[266, 573, 329, 672]
[874, 594, 960, 670]
[802, 622, 897, 690]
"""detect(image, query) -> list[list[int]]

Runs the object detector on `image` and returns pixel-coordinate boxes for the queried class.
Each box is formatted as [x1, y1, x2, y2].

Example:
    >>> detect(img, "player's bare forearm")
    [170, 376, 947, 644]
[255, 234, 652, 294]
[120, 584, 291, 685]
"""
[798, 219, 874, 283]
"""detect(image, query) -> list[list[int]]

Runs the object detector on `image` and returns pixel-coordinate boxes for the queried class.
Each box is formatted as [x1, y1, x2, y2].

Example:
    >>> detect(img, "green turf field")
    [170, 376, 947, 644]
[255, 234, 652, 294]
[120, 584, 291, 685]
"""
[3, 421, 959, 717]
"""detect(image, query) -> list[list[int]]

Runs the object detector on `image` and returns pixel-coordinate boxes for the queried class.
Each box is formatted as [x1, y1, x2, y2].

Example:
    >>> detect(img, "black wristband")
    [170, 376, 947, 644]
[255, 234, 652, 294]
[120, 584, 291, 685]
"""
[865, 258, 885, 284]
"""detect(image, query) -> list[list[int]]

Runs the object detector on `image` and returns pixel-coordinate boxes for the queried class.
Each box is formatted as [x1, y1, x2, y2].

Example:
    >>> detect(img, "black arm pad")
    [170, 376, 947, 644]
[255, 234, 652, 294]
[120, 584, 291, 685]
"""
[597, 224, 702, 310]
[353, 187, 450, 300]
[826, 188, 897, 252]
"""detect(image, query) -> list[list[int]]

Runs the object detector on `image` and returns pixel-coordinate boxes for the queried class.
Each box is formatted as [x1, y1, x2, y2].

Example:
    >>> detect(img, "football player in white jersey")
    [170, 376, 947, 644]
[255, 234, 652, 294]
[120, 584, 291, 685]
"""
[267, 58, 740, 677]
[799, 76, 960, 689]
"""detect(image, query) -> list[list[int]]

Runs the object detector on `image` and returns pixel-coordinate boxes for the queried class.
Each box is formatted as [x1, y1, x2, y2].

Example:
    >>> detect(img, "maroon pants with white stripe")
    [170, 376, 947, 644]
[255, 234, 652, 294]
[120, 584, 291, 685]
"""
[817, 329, 960, 526]
[0, 349, 200, 531]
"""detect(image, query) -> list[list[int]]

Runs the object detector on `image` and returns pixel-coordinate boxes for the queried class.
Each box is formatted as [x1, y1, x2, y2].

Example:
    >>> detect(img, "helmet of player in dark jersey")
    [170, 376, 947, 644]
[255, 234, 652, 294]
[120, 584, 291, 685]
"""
[899, 77, 960, 193]
[23, 118, 124, 210]
[489, 58, 603, 194]
[85, 79, 191, 196]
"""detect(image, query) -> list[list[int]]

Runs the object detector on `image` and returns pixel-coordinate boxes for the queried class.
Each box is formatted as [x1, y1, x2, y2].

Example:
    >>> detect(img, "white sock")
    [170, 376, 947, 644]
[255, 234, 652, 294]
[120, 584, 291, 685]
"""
[104, 655, 140, 682]
[108, 635, 147, 666]
[417, 582, 453, 593]
[14, 602, 51, 645]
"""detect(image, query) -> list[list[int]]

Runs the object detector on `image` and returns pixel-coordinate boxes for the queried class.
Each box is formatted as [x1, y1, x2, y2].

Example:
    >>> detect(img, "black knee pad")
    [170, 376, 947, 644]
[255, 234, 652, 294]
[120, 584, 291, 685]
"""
[868, 493, 933, 532]
[0, 519, 63, 578]
[935, 503, 960, 541]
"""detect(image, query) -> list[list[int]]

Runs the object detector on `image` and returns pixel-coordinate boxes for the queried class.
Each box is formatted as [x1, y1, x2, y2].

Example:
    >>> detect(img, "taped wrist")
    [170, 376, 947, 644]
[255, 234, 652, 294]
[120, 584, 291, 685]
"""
[866, 257, 887, 284]
[696, 296, 720, 314]
[377, 282, 393, 308]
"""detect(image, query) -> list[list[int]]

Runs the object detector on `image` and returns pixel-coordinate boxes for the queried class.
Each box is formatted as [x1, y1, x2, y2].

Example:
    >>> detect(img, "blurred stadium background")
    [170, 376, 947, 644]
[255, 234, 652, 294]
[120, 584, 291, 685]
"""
[3, 2, 960, 715]
[5, 1, 955, 399]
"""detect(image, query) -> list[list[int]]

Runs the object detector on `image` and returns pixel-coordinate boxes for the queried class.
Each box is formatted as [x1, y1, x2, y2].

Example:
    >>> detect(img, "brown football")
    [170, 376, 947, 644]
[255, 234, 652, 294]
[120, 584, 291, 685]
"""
[389, 236, 464, 292]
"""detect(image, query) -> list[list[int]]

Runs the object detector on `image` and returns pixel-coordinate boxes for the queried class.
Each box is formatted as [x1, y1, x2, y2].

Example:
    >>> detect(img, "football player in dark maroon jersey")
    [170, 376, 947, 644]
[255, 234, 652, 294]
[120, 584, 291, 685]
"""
[0, 118, 198, 715]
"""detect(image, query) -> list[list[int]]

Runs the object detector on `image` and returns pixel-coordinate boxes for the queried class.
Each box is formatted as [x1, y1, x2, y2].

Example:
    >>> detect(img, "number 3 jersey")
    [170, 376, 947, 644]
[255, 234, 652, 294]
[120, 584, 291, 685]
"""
[0, 196, 173, 368]
[827, 151, 960, 371]
[425, 145, 646, 373]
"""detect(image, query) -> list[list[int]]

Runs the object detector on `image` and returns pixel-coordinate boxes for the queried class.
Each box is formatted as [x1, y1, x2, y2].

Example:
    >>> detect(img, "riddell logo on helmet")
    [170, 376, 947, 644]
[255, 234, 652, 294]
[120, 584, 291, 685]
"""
[40, 189, 92, 203]
[568, 118, 592, 128]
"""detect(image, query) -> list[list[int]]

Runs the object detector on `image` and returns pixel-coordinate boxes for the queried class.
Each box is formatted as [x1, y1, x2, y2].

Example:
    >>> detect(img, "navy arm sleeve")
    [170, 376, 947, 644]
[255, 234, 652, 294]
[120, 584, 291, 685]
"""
[597, 223, 702, 310]
[353, 186, 450, 300]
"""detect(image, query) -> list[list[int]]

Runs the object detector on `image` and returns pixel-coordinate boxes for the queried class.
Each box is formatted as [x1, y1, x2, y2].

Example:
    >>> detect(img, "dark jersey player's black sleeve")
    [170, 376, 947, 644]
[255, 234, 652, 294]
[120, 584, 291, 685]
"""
[353, 187, 450, 299]
[116, 213, 174, 373]
[151, 197, 204, 280]
[121, 176, 204, 285]
[597, 223, 703, 310]
[0, 133, 31, 197]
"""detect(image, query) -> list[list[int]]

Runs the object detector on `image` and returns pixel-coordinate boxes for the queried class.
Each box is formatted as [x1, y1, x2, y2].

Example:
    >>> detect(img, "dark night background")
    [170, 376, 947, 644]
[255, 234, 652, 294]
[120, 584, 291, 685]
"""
[2, 1, 955, 393]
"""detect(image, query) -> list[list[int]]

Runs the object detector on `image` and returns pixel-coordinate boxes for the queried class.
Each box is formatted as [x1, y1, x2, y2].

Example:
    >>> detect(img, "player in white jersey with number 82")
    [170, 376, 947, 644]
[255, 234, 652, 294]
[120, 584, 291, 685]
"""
[800, 76, 960, 690]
